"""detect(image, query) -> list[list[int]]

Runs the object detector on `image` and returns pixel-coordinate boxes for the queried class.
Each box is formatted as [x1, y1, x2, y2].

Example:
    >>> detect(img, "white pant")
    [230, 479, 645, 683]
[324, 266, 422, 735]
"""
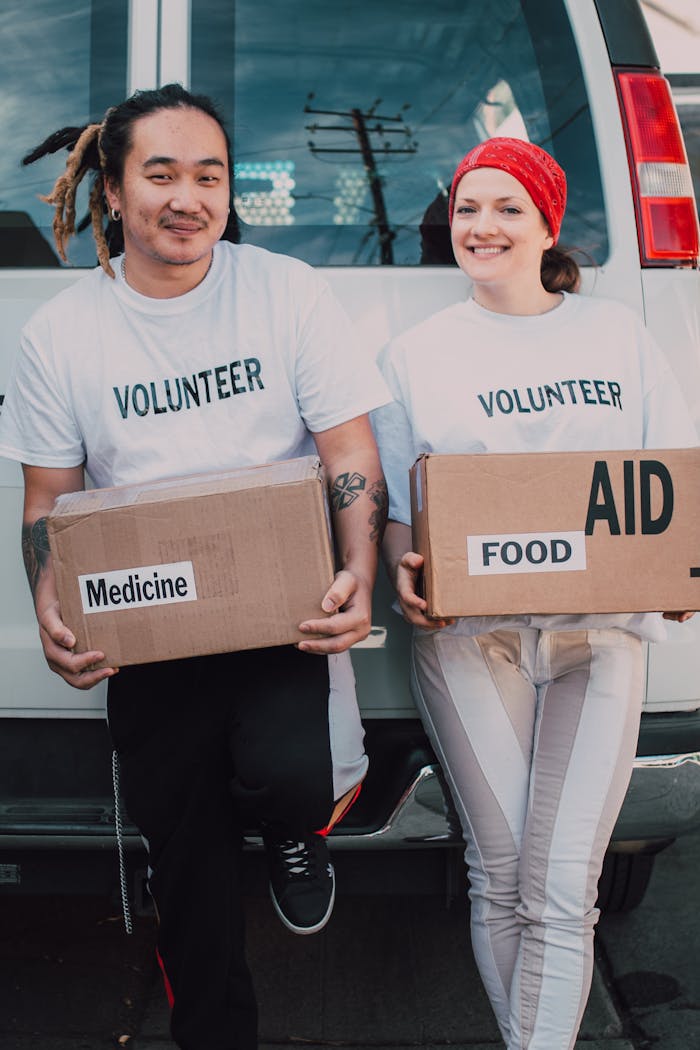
[412, 627, 644, 1050]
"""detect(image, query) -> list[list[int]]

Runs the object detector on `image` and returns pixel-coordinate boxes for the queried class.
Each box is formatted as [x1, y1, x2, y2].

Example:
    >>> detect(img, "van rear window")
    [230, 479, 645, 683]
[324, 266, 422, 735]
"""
[0, 0, 607, 269]
[194, 0, 608, 266]
[0, 0, 128, 268]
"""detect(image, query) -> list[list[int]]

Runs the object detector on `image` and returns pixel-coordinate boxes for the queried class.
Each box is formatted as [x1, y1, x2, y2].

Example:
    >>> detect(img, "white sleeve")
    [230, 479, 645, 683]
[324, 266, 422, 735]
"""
[0, 326, 85, 467]
[293, 278, 391, 432]
[371, 343, 416, 525]
[640, 326, 699, 449]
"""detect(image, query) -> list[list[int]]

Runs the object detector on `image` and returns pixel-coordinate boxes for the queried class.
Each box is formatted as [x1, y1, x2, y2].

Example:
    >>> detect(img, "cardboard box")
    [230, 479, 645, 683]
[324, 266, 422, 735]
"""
[410, 449, 700, 617]
[47, 456, 335, 667]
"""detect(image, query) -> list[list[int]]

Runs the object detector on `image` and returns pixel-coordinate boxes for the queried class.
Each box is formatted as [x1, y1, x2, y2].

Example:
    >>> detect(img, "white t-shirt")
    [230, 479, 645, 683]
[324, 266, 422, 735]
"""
[0, 241, 390, 487]
[372, 293, 699, 641]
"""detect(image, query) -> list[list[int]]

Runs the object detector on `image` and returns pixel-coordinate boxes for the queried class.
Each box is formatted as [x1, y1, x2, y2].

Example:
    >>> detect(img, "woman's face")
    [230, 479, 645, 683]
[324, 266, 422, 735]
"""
[450, 166, 554, 289]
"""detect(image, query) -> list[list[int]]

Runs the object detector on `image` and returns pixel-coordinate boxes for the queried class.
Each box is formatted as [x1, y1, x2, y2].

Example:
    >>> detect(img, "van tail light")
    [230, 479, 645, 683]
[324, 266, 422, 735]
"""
[614, 69, 699, 267]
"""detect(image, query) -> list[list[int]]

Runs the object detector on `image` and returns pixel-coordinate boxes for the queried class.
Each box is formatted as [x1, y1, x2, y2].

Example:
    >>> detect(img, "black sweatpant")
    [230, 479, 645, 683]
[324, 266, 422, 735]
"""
[107, 645, 336, 1050]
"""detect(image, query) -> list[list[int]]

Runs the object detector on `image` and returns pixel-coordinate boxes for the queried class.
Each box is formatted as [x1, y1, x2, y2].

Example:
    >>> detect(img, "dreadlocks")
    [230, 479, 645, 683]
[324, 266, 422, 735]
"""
[24, 122, 112, 274]
[22, 84, 238, 277]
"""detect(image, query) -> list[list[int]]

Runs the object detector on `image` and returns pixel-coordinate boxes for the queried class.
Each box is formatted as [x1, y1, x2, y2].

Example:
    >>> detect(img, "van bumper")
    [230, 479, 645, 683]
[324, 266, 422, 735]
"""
[327, 747, 700, 850]
[0, 712, 698, 853]
[329, 709, 700, 850]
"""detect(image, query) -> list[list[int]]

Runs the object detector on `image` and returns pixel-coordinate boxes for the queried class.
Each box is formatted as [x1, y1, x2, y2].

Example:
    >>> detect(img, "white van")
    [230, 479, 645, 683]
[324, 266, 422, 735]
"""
[1, 0, 698, 910]
[670, 72, 700, 204]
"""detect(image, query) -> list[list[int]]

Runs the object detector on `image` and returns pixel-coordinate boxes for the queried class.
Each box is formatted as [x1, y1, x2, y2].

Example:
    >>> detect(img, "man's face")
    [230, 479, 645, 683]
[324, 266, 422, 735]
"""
[105, 106, 231, 274]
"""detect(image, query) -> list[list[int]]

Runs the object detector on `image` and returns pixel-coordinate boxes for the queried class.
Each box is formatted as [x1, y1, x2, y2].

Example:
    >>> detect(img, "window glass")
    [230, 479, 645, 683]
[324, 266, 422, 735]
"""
[669, 76, 700, 205]
[192, 0, 607, 265]
[0, 0, 128, 267]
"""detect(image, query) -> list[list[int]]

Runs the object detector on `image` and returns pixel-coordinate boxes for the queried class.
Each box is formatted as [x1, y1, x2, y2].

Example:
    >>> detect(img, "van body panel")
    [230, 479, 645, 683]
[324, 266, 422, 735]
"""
[642, 266, 700, 711]
[0, 0, 698, 903]
[564, 0, 646, 311]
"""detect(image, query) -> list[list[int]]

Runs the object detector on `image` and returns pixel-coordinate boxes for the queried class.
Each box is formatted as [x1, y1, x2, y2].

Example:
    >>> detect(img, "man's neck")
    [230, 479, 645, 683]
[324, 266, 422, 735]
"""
[120, 250, 214, 299]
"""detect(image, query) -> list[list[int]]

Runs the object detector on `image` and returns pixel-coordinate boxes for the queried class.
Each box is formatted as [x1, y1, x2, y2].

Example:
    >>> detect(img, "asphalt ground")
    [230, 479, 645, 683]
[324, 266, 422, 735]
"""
[1, 831, 698, 1049]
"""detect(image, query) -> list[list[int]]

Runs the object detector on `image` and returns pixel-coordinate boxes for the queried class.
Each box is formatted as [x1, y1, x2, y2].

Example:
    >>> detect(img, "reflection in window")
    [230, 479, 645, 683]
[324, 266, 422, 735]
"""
[235, 162, 296, 226]
[334, 169, 369, 226]
[192, 0, 607, 266]
[0, 0, 127, 268]
[474, 81, 528, 141]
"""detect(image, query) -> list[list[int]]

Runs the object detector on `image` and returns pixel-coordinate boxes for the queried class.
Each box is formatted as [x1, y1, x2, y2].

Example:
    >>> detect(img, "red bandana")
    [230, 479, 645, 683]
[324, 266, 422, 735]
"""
[448, 137, 567, 243]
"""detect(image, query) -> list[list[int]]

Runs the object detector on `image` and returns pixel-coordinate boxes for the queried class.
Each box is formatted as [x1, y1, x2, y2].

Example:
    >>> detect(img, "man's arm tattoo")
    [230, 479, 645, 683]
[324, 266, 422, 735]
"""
[329, 471, 388, 546]
[21, 517, 51, 599]
[368, 479, 389, 545]
[330, 471, 366, 511]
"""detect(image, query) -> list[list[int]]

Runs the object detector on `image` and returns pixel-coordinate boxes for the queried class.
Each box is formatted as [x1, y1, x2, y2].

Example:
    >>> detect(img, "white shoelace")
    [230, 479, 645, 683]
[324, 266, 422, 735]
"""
[277, 840, 313, 878]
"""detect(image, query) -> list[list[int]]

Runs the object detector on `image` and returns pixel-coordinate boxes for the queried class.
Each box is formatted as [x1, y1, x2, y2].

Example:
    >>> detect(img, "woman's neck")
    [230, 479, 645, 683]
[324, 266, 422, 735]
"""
[472, 281, 563, 317]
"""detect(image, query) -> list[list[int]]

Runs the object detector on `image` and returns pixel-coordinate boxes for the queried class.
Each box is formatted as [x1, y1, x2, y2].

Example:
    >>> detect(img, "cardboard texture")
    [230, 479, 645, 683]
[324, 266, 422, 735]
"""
[47, 456, 335, 667]
[410, 449, 700, 617]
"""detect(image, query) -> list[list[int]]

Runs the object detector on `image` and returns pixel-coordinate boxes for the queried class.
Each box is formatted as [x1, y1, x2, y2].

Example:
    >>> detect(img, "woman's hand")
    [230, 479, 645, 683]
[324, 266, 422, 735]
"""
[662, 610, 696, 623]
[382, 521, 454, 630]
[395, 550, 454, 629]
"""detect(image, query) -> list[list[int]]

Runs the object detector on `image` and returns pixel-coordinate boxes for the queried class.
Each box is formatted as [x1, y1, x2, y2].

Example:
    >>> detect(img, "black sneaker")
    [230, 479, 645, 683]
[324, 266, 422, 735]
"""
[262, 826, 335, 935]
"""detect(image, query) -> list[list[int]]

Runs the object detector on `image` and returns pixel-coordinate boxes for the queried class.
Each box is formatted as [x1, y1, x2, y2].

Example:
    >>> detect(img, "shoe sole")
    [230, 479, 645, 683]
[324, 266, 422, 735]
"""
[268, 868, 336, 936]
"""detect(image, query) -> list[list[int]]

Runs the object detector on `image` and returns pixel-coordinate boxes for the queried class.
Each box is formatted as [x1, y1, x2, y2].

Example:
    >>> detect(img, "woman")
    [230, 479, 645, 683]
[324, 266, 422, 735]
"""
[372, 137, 697, 1049]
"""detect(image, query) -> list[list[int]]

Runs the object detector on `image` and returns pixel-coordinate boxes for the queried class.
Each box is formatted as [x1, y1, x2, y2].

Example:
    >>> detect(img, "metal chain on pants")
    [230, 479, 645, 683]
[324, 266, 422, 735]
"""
[112, 750, 133, 935]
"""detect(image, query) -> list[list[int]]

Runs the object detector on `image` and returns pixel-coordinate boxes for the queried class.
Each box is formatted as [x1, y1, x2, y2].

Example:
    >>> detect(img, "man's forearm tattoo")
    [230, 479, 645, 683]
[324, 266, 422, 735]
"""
[330, 470, 366, 511]
[21, 517, 51, 599]
[368, 479, 389, 545]
[329, 471, 388, 546]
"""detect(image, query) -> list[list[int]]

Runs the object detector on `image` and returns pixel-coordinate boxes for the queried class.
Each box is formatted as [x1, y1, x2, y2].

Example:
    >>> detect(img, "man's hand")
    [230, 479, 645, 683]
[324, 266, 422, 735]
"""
[662, 610, 696, 623]
[305, 414, 386, 654]
[37, 594, 116, 689]
[22, 463, 118, 690]
[298, 568, 372, 653]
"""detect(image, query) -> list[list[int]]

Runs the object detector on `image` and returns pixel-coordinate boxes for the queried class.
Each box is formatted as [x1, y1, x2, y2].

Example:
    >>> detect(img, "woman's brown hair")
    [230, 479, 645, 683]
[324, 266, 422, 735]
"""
[541, 246, 581, 294]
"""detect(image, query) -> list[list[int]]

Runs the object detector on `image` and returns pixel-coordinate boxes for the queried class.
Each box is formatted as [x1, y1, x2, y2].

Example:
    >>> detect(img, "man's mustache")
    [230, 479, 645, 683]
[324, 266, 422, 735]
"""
[159, 214, 207, 228]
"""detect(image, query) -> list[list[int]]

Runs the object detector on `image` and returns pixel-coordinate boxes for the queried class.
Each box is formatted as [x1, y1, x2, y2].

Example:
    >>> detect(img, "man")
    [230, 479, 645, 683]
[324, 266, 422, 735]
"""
[0, 84, 389, 1050]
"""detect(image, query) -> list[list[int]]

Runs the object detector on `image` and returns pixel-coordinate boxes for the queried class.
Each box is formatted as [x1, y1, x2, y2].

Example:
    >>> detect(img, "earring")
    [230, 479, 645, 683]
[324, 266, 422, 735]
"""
[110, 207, 121, 222]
